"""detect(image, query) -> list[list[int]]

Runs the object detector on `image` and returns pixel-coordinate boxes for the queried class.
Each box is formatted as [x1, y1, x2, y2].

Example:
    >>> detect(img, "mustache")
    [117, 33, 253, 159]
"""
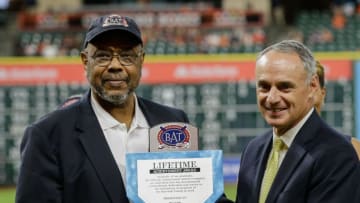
[102, 75, 129, 82]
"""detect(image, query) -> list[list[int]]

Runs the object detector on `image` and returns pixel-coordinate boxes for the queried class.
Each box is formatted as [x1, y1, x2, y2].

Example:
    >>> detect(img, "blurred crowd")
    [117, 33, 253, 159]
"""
[14, 26, 266, 57]
[5, 0, 360, 57]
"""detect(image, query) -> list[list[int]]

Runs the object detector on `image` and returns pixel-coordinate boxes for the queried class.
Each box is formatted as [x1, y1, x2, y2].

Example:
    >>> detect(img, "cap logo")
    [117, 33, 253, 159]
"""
[102, 15, 128, 27]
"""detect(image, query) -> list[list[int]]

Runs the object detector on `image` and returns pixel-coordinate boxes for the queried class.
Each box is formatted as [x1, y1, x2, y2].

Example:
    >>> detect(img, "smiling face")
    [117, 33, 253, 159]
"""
[256, 50, 318, 135]
[81, 31, 144, 107]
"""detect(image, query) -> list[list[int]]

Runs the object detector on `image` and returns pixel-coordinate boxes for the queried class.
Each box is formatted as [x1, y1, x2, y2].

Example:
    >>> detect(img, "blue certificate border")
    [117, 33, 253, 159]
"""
[126, 150, 224, 203]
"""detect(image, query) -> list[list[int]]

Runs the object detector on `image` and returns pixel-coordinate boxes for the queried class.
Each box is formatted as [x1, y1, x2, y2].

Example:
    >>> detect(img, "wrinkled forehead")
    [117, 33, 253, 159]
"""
[255, 51, 308, 81]
[257, 51, 301, 67]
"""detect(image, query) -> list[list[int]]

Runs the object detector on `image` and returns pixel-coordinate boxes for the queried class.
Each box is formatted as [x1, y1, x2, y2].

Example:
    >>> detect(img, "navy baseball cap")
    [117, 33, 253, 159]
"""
[83, 14, 143, 48]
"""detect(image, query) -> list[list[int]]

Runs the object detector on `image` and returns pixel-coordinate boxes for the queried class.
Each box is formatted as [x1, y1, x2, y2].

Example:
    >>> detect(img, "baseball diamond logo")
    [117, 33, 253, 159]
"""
[157, 124, 190, 149]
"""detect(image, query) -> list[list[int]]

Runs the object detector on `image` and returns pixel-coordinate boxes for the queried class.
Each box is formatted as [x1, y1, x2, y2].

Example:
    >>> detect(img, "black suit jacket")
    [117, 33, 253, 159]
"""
[16, 91, 190, 203]
[235, 111, 359, 203]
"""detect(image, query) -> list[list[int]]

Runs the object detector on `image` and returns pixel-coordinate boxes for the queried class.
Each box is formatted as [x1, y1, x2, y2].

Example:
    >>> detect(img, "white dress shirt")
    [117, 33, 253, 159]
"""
[90, 93, 149, 186]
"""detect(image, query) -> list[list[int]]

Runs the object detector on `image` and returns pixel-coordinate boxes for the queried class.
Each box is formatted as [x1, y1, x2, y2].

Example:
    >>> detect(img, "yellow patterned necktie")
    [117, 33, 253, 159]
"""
[259, 138, 286, 203]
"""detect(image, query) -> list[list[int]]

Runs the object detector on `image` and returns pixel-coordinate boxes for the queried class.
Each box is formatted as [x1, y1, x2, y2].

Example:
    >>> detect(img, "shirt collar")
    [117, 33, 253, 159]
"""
[273, 108, 314, 148]
[132, 94, 149, 129]
[90, 92, 149, 130]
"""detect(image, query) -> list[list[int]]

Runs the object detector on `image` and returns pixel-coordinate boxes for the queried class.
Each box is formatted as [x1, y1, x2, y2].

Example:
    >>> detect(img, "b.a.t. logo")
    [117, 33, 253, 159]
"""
[157, 124, 190, 149]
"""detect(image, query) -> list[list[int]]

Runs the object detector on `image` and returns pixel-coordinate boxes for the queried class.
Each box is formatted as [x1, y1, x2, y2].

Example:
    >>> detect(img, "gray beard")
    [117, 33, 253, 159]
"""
[93, 85, 131, 106]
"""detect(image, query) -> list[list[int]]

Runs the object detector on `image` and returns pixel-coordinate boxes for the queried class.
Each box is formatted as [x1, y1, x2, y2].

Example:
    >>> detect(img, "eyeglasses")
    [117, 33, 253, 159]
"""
[90, 50, 143, 66]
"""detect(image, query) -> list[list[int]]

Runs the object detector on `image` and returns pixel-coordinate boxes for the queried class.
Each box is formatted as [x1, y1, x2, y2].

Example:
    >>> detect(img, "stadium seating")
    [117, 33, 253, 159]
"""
[15, 26, 266, 56]
[296, 10, 360, 51]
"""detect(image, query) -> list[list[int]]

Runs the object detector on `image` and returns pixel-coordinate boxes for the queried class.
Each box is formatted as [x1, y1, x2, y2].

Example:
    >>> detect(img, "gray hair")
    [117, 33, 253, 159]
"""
[257, 40, 316, 84]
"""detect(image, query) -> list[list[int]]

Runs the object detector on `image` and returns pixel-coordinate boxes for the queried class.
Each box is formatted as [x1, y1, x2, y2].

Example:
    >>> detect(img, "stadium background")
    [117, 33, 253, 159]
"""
[0, 0, 360, 202]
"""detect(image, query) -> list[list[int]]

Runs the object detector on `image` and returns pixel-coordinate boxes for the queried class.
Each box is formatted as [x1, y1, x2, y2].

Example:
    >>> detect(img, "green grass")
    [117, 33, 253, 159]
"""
[224, 183, 237, 201]
[0, 184, 237, 203]
[0, 187, 15, 203]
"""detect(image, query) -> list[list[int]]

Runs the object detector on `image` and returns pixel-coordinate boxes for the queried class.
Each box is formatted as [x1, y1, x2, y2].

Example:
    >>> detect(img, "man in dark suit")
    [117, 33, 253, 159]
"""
[16, 14, 232, 203]
[15, 14, 190, 203]
[235, 40, 359, 203]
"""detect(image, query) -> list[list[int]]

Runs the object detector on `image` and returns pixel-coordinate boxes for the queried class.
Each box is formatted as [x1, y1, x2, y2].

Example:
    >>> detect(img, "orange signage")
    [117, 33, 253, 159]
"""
[0, 64, 85, 86]
[141, 61, 255, 84]
[320, 60, 353, 81]
[0, 59, 352, 86]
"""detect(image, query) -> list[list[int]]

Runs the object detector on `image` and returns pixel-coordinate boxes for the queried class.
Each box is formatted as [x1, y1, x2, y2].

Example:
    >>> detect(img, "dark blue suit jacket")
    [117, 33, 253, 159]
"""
[16, 91, 189, 203]
[235, 111, 359, 203]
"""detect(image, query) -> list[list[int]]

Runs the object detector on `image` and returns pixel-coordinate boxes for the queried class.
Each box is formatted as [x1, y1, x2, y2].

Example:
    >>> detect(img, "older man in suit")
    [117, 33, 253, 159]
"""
[15, 14, 190, 203]
[16, 14, 232, 203]
[235, 40, 359, 203]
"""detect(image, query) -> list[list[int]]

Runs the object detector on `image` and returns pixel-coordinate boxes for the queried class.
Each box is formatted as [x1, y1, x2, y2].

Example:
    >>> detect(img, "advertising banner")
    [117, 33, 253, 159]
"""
[0, 57, 352, 86]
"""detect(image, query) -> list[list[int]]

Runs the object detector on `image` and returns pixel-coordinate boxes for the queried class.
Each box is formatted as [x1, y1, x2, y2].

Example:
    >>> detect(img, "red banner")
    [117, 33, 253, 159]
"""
[0, 64, 85, 86]
[0, 58, 352, 86]
[141, 61, 255, 84]
[320, 60, 352, 81]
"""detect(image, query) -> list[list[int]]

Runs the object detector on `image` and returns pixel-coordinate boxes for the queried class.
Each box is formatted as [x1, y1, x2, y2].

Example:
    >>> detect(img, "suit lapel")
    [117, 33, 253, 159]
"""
[137, 97, 164, 127]
[266, 111, 319, 203]
[266, 144, 306, 203]
[254, 133, 273, 202]
[76, 92, 128, 203]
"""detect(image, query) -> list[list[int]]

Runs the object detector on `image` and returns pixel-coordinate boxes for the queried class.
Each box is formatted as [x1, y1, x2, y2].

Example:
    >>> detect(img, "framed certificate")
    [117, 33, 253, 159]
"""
[126, 150, 224, 203]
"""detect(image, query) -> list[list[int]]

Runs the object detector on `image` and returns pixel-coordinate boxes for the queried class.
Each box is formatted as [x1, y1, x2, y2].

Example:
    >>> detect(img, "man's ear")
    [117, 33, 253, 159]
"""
[140, 51, 145, 64]
[322, 87, 327, 98]
[80, 51, 88, 66]
[309, 74, 319, 100]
